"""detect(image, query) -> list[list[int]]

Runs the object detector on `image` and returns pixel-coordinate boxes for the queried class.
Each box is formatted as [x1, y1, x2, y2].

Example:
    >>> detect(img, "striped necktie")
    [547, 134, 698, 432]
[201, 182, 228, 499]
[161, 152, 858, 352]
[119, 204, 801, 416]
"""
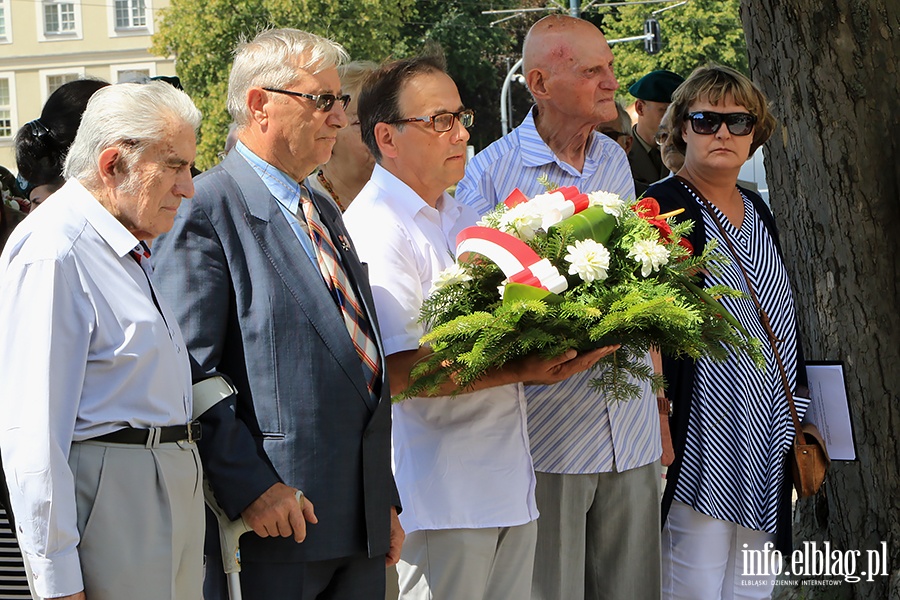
[300, 190, 381, 400]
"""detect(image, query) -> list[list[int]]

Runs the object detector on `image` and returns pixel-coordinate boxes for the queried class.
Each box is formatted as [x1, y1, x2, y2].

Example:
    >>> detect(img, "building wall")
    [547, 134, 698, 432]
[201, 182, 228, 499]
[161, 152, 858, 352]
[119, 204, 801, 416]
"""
[0, 0, 176, 173]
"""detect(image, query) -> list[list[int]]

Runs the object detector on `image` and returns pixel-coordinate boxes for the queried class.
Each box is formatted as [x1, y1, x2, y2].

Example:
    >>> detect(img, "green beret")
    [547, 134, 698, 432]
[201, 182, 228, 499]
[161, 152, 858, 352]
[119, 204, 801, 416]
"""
[628, 70, 685, 102]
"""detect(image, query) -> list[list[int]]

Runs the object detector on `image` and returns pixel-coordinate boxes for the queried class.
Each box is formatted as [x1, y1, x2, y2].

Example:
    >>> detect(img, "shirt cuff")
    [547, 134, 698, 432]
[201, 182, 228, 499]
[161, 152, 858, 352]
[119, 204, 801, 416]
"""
[382, 333, 421, 357]
[24, 548, 83, 599]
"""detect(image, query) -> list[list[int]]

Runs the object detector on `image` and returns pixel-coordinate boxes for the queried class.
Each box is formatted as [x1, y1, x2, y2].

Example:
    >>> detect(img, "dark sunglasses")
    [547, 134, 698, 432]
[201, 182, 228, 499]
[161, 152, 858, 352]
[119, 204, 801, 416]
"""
[387, 109, 474, 133]
[686, 111, 757, 136]
[263, 87, 351, 112]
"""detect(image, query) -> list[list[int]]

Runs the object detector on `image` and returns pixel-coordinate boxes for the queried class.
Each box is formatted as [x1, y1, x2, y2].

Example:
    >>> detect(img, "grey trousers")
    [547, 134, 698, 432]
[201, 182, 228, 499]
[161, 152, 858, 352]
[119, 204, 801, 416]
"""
[25, 439, 204, 600]
[531, 462, 662, 600]
[397, 521, 537, 600]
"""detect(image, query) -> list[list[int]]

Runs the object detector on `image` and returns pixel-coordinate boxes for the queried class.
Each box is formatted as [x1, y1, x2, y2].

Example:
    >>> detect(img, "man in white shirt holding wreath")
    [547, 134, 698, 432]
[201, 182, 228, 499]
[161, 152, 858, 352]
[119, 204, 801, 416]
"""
[344, 53, 614, 600]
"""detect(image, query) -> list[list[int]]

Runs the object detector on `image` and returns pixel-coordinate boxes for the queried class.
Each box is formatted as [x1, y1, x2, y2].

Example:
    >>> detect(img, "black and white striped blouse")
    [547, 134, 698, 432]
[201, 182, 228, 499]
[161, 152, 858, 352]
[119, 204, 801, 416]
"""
[672, 187, 810, 534]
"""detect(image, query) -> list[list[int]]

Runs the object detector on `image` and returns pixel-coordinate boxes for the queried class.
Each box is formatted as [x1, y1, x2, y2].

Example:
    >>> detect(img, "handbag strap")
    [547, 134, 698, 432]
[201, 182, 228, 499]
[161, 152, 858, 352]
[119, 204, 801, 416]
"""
[674, 176, 808, 446]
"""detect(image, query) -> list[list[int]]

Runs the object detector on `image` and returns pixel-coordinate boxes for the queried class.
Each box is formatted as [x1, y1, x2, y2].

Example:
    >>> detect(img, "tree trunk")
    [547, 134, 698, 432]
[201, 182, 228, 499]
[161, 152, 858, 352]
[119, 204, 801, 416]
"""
[740, 1, 900, 598]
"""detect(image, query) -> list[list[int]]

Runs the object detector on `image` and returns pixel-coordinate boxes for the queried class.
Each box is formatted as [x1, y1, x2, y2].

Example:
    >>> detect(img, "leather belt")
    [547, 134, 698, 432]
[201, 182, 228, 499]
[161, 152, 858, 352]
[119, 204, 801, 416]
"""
[93, 422, 201, 445]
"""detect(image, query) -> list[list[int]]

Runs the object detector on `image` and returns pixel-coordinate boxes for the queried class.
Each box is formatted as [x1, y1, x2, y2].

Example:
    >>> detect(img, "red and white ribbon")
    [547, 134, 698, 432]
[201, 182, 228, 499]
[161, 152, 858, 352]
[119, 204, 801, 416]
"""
[456, 227, 568, 294]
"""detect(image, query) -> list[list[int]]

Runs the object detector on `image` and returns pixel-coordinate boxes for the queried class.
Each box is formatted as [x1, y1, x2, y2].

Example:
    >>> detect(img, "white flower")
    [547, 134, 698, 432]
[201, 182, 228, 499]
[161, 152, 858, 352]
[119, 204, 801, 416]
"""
[498, 201, 544, 240]
[628, 239, 670, 277]
[431, 263, 472, 291]
[564, 239, 611, 283]
[587, 191, 626, 218]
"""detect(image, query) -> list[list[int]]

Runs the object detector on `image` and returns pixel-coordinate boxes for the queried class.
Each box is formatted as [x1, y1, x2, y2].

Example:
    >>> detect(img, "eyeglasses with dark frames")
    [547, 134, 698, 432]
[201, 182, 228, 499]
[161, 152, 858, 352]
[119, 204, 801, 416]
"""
[686, 111, 757, 136]
[387, 109, 474, 133]
[263, 87, 351, 112]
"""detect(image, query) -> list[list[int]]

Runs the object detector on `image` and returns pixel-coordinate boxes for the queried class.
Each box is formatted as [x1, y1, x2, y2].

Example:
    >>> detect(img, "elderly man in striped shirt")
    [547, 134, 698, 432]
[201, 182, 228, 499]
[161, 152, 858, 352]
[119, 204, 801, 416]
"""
[456, 15, 663, 600]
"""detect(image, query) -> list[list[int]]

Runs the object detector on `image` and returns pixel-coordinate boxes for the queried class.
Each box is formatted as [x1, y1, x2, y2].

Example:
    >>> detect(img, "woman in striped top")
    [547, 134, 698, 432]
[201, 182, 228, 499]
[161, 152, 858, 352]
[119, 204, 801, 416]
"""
[646, 65, 810, 600]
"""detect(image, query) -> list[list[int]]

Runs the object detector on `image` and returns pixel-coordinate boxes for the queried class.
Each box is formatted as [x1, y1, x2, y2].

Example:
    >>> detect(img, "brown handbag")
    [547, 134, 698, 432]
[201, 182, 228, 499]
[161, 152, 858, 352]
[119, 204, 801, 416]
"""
[675, 176, 830, 497]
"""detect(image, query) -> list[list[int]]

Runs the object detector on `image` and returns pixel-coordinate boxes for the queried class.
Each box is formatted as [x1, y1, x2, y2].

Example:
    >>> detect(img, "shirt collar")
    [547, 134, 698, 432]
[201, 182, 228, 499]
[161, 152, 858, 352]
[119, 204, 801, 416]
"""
[632, 124, 654, 153]
[235, 141, 305, 214]
[66, 179, 140, 258]
[517, 106, 616, 176]
[369, 163, 462, 224]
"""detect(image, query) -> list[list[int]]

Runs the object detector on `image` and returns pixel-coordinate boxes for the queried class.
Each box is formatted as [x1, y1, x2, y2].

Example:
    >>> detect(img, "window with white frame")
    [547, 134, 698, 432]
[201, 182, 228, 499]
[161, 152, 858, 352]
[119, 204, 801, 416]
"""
[0, 0, 10, 42]
[47, 73, 79, 95]
[0, 78, 13, 139]
[114, 0, 146, 29]
[44, 0, 76, 34]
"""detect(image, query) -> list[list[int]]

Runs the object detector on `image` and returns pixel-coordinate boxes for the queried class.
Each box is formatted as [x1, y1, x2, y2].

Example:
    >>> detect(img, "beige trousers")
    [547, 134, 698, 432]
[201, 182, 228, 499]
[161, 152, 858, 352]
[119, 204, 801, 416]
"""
[397, 521, 537, 600]
[24, 439, 204, 600]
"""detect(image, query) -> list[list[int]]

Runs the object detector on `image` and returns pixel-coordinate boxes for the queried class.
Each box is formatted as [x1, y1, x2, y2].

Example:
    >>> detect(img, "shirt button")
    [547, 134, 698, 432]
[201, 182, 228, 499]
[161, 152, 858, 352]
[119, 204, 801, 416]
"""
[175, 345, 182, 354]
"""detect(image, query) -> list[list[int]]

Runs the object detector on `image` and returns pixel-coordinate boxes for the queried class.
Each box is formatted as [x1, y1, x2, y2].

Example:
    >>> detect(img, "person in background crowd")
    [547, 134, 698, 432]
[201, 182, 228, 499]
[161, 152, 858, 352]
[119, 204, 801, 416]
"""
[655, 105, 686, 178]
[647, 64, 809, 600]
[345, 52, 614, 600]
[596, 100, 633, 154]
[306, 61, 378, 211]
[14, 79, 110, 208]
[0, 81, 204, 600]
[1, 167, 27, 251]
[456, 15, 663, 600]
[152, 28, 402, 600]
[627, 69, 684, 195]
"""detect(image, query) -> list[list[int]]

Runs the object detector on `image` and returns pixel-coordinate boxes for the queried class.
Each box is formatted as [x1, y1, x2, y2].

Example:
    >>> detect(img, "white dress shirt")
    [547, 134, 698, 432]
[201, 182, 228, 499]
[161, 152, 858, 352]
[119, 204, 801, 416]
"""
[0, 179, 193, 598]
[344, 165, 538, 534]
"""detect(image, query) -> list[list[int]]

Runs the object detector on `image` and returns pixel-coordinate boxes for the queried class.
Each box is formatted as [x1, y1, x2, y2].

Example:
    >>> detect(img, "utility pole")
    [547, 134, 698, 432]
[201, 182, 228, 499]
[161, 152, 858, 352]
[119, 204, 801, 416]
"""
[570, 0, 580, 17]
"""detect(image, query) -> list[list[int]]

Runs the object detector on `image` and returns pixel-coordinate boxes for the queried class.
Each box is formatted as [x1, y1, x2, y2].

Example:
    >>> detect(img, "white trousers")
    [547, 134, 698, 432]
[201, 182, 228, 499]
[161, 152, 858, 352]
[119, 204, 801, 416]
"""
[662, 500, 777, 600]
[397, 522, 537, 600]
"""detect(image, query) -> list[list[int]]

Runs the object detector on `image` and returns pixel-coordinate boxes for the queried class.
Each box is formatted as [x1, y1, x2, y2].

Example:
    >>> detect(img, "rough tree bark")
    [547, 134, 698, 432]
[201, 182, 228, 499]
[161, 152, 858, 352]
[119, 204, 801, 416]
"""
[741, 1, 900, 598]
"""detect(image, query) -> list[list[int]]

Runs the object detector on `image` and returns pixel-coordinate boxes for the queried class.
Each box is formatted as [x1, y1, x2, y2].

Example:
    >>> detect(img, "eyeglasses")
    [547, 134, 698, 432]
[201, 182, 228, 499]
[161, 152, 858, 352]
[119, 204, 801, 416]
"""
[686, 111, 757, 136]
[654, 131, 669, 146]
[263, 87, 351, 112]
[387, 109, 474, 133]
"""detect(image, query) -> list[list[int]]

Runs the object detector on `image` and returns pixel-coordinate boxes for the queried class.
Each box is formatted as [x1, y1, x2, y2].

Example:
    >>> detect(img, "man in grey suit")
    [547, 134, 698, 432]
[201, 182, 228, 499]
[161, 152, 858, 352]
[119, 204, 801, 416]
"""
[153, 29, 403, 599]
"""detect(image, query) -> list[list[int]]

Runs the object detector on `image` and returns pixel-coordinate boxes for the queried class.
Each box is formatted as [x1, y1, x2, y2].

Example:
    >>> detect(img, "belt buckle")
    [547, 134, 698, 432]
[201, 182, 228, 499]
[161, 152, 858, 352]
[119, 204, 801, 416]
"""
[187, 421, 202, 443]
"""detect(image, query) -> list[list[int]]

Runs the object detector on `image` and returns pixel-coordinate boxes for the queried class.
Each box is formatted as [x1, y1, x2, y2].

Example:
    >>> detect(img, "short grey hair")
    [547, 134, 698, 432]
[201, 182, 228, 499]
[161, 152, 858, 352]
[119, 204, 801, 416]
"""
[227, 28, 349, 128]
[63, 82, 201, 183]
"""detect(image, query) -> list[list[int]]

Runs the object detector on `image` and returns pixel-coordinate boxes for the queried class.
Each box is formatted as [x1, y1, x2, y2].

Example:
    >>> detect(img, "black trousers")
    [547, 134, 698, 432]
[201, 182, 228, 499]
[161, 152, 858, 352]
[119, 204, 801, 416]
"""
[203, 511, 386, 600]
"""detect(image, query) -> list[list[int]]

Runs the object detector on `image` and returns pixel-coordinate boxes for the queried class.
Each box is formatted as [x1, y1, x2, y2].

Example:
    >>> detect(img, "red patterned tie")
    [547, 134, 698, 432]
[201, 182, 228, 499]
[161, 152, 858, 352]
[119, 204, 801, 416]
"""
[130, 242, 152, 277]
[300, 191, 381, 400]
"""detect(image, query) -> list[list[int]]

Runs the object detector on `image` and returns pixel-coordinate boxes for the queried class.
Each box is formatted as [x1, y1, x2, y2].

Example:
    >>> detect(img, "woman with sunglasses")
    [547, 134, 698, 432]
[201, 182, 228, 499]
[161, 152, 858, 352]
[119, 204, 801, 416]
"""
[646, 64, 810, 599]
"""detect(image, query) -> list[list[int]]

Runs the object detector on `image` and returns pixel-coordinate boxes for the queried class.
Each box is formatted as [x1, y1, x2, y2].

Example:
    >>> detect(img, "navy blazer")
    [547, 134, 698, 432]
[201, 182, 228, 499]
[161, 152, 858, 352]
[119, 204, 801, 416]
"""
[153, 151, 398, 563]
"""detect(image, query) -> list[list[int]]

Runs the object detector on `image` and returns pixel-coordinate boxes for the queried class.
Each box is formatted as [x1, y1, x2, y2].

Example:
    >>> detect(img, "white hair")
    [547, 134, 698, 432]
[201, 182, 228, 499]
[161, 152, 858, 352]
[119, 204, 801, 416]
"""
[63, 82, 201, 183]
[227, 28, 349, 128]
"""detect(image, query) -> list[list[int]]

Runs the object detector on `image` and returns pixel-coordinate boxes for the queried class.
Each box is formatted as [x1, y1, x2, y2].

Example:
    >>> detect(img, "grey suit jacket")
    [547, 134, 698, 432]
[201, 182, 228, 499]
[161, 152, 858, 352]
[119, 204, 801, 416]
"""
[153, 151, 397, 564]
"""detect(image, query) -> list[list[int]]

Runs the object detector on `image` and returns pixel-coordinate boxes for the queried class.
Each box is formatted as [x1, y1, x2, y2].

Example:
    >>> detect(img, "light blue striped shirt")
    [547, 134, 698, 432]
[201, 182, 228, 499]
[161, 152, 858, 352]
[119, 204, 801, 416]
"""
[456, 107, 661, 474]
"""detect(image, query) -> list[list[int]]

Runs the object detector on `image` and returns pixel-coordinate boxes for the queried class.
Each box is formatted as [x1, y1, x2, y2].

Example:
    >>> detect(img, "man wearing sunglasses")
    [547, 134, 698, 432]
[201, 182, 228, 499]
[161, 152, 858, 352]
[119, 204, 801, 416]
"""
[457, 15, 664, 600]
[152, 29, 402, 599]
[344, 54, 613, 600]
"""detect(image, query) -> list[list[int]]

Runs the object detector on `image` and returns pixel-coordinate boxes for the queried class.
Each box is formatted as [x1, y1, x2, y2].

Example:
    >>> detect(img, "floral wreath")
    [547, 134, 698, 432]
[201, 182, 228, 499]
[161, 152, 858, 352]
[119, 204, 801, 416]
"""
[401, 179, 762, 402]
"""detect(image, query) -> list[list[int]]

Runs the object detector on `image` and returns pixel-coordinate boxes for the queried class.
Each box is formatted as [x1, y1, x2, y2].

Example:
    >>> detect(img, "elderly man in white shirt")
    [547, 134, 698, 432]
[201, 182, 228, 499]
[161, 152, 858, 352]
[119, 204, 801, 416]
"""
[343, 55, 616, 600]
[0, 82, 203, 600]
